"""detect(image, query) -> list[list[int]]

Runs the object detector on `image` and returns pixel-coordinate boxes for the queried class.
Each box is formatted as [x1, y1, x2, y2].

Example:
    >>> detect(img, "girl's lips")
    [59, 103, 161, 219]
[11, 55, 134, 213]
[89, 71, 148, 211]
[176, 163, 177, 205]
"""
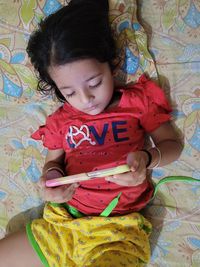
[85, 104, 98, 112]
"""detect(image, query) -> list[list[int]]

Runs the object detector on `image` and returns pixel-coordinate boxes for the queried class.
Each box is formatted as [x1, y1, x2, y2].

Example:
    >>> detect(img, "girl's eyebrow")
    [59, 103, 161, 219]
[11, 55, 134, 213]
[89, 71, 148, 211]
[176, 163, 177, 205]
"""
[59, 73, 102, 90]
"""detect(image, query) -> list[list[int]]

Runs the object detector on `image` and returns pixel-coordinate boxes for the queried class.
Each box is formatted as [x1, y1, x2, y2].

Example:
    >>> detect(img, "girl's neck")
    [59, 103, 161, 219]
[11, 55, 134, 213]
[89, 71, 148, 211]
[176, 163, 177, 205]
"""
[106, 90, 122, 109]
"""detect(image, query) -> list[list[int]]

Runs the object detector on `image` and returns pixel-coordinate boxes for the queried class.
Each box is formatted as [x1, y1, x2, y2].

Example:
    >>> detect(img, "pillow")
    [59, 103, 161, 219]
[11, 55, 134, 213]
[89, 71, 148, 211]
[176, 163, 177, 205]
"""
[109, 0, 157, 85]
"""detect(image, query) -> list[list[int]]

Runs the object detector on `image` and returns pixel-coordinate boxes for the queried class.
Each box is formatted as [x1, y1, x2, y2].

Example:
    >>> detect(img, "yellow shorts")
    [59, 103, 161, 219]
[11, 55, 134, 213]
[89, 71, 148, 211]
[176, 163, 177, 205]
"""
[26, 203, 152, 267]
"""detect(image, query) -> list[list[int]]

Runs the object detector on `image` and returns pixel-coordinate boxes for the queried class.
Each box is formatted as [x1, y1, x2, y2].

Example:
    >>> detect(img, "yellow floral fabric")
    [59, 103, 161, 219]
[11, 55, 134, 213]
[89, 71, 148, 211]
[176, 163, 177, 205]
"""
[27, 203, 152, 267]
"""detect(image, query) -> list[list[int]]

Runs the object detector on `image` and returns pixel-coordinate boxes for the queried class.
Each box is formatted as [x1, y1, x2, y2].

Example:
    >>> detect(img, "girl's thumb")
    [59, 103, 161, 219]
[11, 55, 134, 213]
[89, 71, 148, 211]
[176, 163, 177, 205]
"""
[127, 152, 139, 171]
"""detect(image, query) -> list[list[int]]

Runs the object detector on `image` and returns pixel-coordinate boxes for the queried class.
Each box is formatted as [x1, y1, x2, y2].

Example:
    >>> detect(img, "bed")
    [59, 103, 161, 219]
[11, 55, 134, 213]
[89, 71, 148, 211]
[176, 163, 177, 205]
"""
[0, 0, 200, 266]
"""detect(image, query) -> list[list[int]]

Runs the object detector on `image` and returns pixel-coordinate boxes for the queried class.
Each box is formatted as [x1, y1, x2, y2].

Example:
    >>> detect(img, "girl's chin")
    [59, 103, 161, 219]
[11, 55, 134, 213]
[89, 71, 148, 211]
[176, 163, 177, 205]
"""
[85, 109, 102, 115]
[83, 104, 103, 115]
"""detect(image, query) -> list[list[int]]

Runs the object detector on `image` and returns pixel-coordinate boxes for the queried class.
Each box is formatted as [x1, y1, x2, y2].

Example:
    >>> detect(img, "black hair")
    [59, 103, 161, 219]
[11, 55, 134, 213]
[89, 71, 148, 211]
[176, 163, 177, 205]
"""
[27, 0, 116, 102]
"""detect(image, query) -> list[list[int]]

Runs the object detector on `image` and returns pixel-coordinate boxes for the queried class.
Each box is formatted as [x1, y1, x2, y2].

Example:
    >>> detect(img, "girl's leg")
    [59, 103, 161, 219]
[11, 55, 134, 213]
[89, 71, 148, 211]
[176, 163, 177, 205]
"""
[0, 229, 43, 267]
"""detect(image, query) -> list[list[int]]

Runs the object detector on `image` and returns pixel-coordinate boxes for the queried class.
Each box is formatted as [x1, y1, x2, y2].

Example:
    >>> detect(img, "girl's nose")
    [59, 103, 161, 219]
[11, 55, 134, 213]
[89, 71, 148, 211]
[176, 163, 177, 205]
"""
[80, 90, 94, 104]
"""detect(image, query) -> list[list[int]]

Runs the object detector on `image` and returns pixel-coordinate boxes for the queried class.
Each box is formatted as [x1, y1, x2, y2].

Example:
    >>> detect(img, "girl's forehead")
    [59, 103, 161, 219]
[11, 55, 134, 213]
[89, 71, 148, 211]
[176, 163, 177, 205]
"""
[49, 59, 109, 78]
[48, 59, 111, 88]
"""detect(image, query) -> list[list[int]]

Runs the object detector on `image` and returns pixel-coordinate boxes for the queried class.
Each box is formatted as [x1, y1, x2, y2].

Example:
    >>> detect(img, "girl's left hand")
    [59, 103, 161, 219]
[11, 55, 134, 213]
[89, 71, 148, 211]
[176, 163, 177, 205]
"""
[105, 151, 149, 186]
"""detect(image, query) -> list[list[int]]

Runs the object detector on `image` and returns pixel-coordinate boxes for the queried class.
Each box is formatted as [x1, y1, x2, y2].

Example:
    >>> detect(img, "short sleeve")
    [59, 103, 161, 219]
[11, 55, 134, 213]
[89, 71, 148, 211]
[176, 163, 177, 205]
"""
[139, 75, 172, 132]
[122, 74, 172, 132]
[31, 109, 63, 150]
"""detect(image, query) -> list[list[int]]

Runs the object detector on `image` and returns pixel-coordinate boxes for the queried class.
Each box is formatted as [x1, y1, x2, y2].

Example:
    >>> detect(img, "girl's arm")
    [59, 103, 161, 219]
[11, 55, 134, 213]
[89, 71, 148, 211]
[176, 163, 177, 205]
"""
[43, 149, 66, 179]
[39, 149, 79, 203]
[106, 122, 183, 186]
[147, 122, 183, 168]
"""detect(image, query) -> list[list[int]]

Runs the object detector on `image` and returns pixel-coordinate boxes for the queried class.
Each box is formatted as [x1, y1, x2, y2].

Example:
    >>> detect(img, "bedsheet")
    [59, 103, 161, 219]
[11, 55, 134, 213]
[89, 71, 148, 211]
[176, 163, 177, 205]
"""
[140, 1, 200, 266]
[0, 0, 200, 266]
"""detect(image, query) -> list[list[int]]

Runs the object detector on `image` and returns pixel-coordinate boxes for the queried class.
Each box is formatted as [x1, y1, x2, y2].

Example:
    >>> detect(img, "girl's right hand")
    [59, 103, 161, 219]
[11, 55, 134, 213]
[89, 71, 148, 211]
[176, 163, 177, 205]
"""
[38, 171, 79, 203]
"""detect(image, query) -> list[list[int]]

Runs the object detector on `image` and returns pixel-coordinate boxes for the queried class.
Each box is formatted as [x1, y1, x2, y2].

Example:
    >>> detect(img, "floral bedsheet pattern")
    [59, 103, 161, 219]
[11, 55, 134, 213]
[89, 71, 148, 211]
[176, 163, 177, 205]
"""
[140, 1, 200, 266]
[0, 0, 199, 266]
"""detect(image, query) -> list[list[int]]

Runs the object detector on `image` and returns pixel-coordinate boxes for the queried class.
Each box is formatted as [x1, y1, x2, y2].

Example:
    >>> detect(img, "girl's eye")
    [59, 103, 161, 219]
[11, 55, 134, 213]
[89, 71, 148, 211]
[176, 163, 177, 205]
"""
[66, 92, 75, 98]
[89, 80, 102, 88]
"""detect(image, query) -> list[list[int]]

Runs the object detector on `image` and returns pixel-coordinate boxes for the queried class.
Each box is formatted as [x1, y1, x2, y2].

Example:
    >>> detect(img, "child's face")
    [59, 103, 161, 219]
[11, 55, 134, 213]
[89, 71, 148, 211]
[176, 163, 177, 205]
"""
[49, 58, 114, 115]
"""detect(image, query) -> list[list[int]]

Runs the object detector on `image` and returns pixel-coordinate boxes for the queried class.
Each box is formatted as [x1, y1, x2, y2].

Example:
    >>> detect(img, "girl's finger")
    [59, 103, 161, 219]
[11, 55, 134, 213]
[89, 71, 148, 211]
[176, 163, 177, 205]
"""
[105, 173, 135, 186]
[42, 183, 78, 202]
[105, 169, 146, 186]
[127, 153, 140, 171]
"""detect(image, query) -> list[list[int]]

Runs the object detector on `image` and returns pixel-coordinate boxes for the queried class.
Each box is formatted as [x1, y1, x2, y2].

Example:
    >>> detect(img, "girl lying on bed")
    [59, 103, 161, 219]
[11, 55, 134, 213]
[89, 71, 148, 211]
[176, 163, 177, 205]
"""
[0, 1, 182, 266]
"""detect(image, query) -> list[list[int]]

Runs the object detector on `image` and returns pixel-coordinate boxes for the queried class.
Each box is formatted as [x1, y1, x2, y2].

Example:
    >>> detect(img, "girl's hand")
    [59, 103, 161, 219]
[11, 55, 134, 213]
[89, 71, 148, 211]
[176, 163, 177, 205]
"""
[105, 151, 148, 186]
[38, 169, 79, 203]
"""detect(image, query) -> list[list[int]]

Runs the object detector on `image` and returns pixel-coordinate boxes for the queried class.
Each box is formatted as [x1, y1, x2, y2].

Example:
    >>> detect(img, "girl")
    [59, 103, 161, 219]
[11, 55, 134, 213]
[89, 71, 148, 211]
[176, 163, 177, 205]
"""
[0, 1, 182, 266]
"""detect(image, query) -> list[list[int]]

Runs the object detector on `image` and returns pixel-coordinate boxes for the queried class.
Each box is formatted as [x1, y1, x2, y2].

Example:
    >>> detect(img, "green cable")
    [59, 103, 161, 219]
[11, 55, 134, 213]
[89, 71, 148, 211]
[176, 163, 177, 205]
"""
[151, 175, 200, 200]
[100, 192, 122, 217]
[50, 176, 199, 218]
[100, 176, 200, 216]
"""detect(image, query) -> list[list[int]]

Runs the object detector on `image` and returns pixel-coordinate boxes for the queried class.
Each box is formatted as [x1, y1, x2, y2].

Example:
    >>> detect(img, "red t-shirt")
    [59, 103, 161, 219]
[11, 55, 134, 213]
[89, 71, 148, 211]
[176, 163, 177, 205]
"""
[32, 75, 172, 215]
